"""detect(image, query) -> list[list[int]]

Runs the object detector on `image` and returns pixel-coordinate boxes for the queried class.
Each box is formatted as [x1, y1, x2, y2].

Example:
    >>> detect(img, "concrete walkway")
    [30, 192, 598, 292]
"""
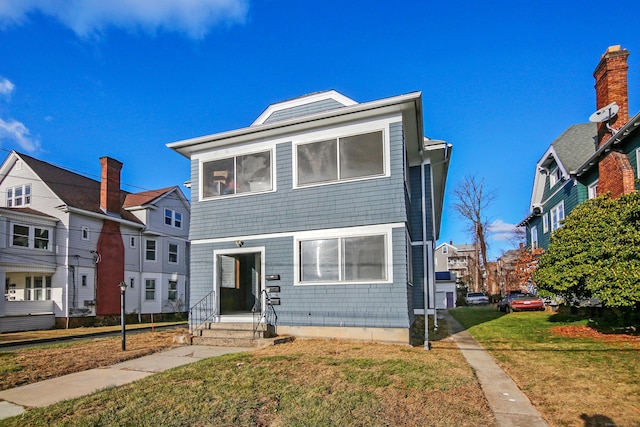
[0, 345, 249, 421]
[443, 311, 548, 427]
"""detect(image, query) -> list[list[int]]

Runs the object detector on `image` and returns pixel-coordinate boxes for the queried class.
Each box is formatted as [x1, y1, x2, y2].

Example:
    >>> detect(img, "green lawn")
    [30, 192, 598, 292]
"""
[450, 307, 640, 427]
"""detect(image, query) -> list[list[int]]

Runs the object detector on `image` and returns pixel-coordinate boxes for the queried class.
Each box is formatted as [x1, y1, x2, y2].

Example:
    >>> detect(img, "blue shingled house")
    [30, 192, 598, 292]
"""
[168, 90, 451, 344]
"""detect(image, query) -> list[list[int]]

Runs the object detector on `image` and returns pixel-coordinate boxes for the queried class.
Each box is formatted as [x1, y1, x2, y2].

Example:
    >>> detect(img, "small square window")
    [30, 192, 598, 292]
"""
[82, 226, 90, 241]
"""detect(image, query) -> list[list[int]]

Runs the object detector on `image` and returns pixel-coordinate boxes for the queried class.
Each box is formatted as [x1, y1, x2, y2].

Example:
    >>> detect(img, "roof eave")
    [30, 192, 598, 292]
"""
[167, 92, 423, 158]
[572, 111, 640, 177]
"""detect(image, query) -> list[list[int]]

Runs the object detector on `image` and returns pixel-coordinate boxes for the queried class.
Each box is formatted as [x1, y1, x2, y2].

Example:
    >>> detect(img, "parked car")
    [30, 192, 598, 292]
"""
[465, 292, 490, 305]
[497, 293, 545, 313]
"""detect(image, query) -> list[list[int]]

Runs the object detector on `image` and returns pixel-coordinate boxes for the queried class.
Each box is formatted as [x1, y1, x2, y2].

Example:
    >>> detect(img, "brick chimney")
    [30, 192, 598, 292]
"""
[593, 45, 635, 198]
[100, 156, 123, 214]
[593, 45, 630, 146]
[96, 156, 125, 315]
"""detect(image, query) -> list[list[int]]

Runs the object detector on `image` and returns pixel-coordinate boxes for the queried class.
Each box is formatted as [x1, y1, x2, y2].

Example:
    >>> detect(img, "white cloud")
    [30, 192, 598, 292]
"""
[0, 0, 249, 39]
[0, 117, 41, 152]
[0, 77, 15, 98]
[488, 219, 518, 241]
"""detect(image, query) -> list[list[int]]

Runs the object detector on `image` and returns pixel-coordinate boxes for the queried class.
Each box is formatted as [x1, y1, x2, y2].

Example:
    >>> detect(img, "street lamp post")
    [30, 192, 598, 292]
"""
[118, 281, 127, 351]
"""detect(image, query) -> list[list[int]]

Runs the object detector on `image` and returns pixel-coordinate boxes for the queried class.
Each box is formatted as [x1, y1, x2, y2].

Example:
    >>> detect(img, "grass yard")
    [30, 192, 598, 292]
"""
[0, 329, 188, 391]
[0, 337, 495, 426]
[450, 307, 640, 427]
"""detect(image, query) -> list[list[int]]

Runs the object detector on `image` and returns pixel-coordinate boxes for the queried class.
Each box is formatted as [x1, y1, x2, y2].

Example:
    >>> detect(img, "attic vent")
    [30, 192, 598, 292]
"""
[15, 160, 22, 171]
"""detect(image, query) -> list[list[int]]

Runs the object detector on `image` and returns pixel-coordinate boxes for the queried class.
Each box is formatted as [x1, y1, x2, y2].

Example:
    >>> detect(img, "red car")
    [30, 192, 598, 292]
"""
[497, 293, 545, 313]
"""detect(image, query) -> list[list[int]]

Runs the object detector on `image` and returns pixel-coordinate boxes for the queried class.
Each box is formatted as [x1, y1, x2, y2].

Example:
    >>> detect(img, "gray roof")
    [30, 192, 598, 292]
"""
[551, 123, 597, 172]
[261, 98, 347, 125]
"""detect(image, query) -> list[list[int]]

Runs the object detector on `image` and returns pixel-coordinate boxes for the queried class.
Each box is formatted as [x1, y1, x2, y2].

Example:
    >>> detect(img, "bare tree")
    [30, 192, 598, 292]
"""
[452, 175, 496, 292]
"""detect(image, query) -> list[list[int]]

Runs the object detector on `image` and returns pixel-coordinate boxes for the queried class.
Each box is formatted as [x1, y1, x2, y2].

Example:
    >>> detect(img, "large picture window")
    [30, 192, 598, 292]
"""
[202, 150, 272, 198]
[297, 130, 384, 186]
[11, 223, 51, 250]
[300, 234, 387, 283]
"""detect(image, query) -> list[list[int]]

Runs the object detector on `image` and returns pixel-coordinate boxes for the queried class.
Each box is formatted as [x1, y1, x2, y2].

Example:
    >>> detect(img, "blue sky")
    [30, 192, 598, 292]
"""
[1, 0, 639, 259]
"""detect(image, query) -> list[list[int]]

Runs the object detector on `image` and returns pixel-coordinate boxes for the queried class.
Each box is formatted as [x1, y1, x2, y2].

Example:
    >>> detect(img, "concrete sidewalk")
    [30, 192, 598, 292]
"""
[0, 345, 249, 421]
[443, 311, 548, 427]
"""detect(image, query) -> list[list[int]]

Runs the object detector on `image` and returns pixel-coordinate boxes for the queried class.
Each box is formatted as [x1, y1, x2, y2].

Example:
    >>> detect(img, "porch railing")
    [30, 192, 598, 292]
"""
[189, 291, 217, 334]
[252, 289, 278, 339]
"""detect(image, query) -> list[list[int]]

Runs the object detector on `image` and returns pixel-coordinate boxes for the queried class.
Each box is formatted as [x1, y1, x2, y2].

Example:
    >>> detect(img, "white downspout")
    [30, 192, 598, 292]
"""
[421, 161, 430, 350]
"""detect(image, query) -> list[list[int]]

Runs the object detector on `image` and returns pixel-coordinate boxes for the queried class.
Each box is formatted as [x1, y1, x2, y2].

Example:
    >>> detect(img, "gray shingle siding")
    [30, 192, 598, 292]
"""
[190, 228, 411, 328]
[190, 122, 408, 240]
[262, 99, 347, 125]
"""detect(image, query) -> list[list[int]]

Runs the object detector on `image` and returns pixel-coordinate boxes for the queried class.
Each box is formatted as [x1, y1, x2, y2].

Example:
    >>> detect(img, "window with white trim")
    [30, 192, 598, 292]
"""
[549, 168, 562, 187]
[542, 213, 549, 233]
[11, 223, 51, 250]
[130, 236, 136, 248]
[25, 276, 52, 301]
[145, 239, 157, 261]
[6, 184, 31, 207]
[531, 226, 539, 249]
[164, 209, 183, 228]
[550, 201, 565, 231]
[442, 246, 448, 254]
[296, 130, 384, 186]
[145, 279, 156, 300]
[299, 234, 387, 284]
[588, 181, 598, 199]
[168, 280, 178, 301]
[202, 150, 272, 198]
[168, 243, 179, 264]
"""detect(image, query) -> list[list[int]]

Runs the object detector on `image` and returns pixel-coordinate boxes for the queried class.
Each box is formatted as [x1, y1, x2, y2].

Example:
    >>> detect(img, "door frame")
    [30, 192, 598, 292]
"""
[212, 246, 265, 322]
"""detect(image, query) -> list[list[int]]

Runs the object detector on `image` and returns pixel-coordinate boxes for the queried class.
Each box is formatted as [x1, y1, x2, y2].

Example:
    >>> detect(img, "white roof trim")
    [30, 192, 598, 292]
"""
[251, 90, 358, 126]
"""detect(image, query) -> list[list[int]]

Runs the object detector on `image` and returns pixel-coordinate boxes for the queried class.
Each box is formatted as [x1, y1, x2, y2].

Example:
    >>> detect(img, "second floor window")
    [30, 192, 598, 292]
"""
[11, 223, 51, 250]
[202, 150, 272, 199]
[6, 184, 31, 207]
[550, 201, 565, 231]
[164, 209, 183, 228]
[168, 243, 178, 264]
[296, 131, 384, 186]
[145, 240, 157, 261]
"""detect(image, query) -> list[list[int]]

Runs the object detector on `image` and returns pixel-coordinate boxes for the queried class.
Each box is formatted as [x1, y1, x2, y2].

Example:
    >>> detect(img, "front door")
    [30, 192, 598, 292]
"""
[217, 251, 262, 318]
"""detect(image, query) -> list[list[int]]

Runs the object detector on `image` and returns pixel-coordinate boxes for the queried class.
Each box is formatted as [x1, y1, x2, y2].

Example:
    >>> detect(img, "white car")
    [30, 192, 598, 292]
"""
[465, 292, 490, 305]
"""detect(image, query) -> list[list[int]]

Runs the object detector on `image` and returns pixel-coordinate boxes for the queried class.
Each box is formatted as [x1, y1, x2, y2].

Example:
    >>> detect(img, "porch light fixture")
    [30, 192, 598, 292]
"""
[118, 281, 127, 351]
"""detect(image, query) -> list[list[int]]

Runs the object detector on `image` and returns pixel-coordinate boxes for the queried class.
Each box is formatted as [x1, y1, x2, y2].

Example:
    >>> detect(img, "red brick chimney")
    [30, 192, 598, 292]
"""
[593, 45, 629, 147]
[96, 156, 125, 315]
[593, 45, 635, 198]
[100, 156, 123, 214]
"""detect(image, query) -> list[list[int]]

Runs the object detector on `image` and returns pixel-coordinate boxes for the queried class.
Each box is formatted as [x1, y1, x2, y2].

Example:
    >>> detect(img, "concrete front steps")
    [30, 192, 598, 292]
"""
[191, 322, 293, 348]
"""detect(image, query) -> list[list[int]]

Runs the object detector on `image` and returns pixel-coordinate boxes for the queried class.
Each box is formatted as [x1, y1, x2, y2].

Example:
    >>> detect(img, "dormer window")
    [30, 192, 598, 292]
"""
[6, 184, 31, 207]
[549, 168, 562, 187]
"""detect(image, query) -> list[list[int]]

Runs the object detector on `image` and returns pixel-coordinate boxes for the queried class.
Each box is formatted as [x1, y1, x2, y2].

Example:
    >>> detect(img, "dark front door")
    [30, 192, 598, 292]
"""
[219, 253, 261, 315]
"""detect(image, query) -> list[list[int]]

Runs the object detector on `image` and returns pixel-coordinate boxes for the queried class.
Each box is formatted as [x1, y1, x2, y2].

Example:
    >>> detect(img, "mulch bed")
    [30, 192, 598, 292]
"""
[550, 325, 640, 344]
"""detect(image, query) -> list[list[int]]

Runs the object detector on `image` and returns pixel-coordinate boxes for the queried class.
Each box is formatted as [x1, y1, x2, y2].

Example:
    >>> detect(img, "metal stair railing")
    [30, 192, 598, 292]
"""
[252, 289, 278, 339]
[189, 290, 217, 334]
